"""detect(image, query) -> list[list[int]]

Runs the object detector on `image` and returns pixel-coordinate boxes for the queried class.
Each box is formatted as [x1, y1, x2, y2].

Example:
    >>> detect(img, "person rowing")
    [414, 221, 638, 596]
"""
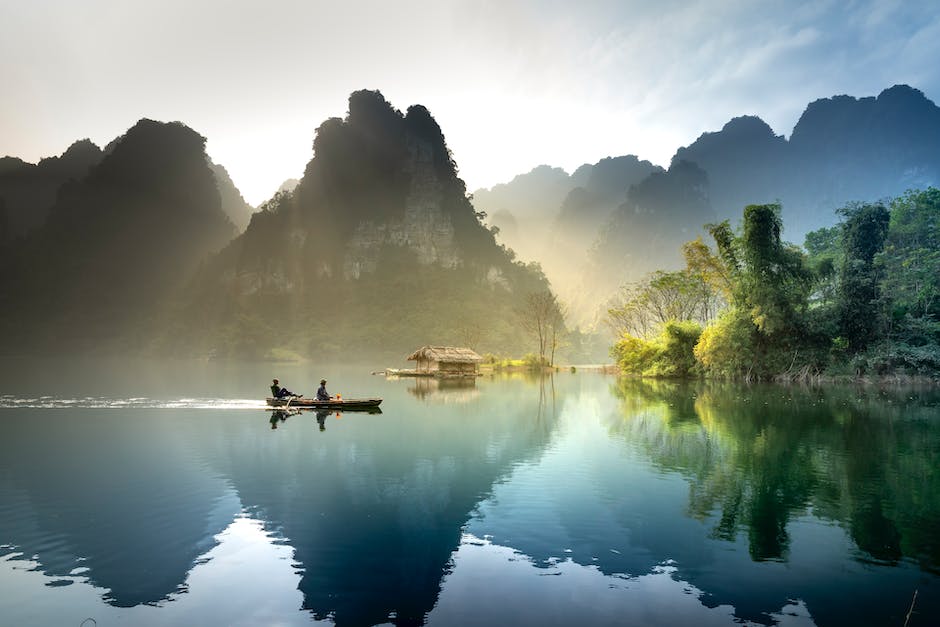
[316, 379, 332, 401]
[271, 378, 302, 399]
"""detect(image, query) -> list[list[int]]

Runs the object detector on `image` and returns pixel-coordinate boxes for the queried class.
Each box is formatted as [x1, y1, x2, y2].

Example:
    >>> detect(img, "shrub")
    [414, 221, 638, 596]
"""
[612, 320, 703, 378]
[694, 309, 757, 378]
[653, 320, 703, 377]
[611, 334, 660, 375]
[851, 342, 940, 376]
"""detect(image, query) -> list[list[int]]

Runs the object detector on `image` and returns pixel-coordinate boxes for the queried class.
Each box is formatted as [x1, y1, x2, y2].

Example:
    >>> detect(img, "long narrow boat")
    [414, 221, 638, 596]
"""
[266, 397, 382, 410]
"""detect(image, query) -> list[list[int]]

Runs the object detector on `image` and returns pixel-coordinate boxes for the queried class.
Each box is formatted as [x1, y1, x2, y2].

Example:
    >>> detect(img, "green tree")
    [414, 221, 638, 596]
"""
[803, 225, 841, 306]
[738, 204, 811, 336]
[837, 202, 890, 351]
[693, 308, 758, 378]
[610, 334, 660, 375]
[607, 268, 719, 339]
[611, 320, 702, 378]
[698, 205, 813, 377]
[879, 188, 940, 331]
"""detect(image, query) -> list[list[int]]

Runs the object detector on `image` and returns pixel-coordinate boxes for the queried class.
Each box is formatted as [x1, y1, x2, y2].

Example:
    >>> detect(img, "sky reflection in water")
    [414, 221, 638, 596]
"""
[0, 364, 937, 626]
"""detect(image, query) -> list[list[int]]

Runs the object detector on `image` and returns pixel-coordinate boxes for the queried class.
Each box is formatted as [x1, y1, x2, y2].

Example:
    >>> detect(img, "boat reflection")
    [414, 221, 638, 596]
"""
[268, 409, 301, 429]
[267, 406, 382, 430]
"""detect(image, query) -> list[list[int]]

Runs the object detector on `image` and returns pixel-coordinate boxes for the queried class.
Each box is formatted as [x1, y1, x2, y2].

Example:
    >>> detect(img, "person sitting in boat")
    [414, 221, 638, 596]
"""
[271, 378, 301, 399]
[316, 379, 332, 401]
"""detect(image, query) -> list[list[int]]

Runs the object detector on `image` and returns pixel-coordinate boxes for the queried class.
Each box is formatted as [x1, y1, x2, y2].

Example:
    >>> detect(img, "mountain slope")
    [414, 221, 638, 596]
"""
[0, 119, 235, 351]
[0, 139, 103, 238]
[180, 90, 550, 360]
[476, 84, 940, 328]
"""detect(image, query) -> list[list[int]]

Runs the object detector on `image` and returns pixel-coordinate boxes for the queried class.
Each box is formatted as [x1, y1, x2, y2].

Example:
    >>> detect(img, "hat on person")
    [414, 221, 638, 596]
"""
[320, 379, 327, 384]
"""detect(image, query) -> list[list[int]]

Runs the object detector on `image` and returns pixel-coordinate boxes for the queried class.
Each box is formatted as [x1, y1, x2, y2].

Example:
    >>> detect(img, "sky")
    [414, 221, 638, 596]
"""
[2, 0, 939, 206]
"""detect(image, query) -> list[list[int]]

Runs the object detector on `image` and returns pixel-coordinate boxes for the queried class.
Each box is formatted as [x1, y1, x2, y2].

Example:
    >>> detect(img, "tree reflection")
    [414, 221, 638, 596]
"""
[610, 379, 940, 570]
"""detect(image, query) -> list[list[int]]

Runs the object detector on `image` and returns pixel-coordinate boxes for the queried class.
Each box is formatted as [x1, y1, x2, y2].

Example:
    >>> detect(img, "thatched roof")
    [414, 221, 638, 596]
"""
[407, 346, 483, 363]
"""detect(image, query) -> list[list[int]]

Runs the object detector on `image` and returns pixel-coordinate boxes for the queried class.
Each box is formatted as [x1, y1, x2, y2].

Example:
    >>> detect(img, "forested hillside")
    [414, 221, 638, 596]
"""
[0, 120, 236, 352]
[175, 90, 552, 360]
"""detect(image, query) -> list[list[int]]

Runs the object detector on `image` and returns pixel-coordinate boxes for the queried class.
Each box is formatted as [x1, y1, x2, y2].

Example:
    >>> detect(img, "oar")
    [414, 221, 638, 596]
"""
[285, 395, 296, 410]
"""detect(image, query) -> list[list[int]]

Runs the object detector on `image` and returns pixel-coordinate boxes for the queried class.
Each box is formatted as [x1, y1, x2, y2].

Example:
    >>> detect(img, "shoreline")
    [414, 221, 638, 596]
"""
[611, 372, 940, 386]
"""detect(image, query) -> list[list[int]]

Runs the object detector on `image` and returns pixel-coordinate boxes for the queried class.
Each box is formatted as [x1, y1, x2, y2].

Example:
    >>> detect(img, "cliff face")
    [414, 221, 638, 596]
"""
[219, 92, 523, 290]
[343, 135, 458, 279]
[180, 90, 548, 359]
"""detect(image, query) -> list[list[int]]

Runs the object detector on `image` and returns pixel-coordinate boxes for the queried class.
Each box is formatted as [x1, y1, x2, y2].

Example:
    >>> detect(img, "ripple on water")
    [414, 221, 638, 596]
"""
[0, 396, 267, 410]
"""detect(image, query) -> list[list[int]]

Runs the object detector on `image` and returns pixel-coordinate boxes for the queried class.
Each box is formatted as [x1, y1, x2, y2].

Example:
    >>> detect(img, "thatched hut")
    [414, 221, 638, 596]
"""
[406, 346, 483, 376]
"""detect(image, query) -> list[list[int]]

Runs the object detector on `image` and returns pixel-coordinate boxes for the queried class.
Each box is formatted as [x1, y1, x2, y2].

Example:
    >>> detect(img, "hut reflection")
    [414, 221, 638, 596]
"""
[407, 377, 479, 403]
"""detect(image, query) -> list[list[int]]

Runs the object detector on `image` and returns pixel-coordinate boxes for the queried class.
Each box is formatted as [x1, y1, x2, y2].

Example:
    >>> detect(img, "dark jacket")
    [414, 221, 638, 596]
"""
[272, 384, 292, 398]
[316, 384, 330, 401]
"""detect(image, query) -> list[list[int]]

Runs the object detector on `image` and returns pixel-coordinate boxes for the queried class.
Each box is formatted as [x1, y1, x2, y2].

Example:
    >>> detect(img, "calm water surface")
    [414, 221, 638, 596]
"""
[0, 359, 938, 626]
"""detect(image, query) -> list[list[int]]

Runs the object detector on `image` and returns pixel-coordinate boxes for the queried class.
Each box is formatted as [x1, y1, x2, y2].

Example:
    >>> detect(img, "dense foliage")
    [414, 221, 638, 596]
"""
[610, 190, 940, 379]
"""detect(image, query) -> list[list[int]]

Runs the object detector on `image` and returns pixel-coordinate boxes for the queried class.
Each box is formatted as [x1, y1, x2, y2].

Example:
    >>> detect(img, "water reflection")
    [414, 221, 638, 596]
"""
[0, 409, 239, 607]
[269, 408, 300, 428]
[0, 513, 309, 626]
[604, 379, 940, 624]
[2, 370, 938, 626]
[407, 378, 479, 403]
[609, 380, 940, 570]
[430, 535, 815, 627]
[1, 372, 563, 626]
[214, 380, 561, 626]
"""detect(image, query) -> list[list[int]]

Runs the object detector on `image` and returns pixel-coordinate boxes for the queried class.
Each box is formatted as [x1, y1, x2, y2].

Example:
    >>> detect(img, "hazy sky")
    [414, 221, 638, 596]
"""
[2, 0, 939, 205]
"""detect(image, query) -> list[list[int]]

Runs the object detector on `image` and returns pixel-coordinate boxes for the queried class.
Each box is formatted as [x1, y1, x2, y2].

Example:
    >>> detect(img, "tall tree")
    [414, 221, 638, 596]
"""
[607, 269, 718, 339]
[518, 291, 565, 366]
[879, 189, 940, 325]
[837, 203, 890, 351]
[695, 204, 813, 378]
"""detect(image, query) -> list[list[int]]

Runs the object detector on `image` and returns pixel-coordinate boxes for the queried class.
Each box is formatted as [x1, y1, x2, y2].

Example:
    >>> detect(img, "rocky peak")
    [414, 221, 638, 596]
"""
[343, 127, 458, 279]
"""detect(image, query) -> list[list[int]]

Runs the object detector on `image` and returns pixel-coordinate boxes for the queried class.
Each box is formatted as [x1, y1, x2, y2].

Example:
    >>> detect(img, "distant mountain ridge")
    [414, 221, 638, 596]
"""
[1, 85, 935, 357]
[0, 136, 256, 240]
[0, 119, 236, 351]
[675, 84, 940, 234]
[472, 84, 940, 326]
[0, 139, 102, 238]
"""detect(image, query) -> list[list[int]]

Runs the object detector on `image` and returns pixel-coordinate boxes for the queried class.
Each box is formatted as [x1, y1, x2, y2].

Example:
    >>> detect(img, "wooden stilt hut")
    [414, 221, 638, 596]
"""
[406, 346, 483, 377]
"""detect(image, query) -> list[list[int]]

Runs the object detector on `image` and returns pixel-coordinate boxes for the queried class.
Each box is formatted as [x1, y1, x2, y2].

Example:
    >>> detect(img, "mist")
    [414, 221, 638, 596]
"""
[2, 85, 940, 366]
[471, 85, 940, 332]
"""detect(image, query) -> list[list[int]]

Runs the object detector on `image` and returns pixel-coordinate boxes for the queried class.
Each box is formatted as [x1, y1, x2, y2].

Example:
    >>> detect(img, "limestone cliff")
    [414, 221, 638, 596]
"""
[343, 135, 458, 279]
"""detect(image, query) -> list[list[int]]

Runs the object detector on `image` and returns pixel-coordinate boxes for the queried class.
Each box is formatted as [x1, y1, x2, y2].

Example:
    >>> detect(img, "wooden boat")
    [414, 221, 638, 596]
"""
[266, 397, 382, 410]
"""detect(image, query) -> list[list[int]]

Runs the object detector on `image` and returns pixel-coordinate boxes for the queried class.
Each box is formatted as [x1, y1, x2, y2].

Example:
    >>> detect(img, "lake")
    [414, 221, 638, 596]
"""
[1, 359, 938, 626]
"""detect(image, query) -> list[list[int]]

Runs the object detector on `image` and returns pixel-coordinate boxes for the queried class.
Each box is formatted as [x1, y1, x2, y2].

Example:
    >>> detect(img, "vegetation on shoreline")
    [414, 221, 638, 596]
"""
[609, 188, 940, 380]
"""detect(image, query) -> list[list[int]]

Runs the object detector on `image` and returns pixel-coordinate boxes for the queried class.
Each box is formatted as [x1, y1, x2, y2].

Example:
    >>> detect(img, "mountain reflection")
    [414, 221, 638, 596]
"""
[0, 375, 561, 625]
[0, 409, 238, 606]
[3, 373, 937, 627]
[208, 379, 558, 625]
